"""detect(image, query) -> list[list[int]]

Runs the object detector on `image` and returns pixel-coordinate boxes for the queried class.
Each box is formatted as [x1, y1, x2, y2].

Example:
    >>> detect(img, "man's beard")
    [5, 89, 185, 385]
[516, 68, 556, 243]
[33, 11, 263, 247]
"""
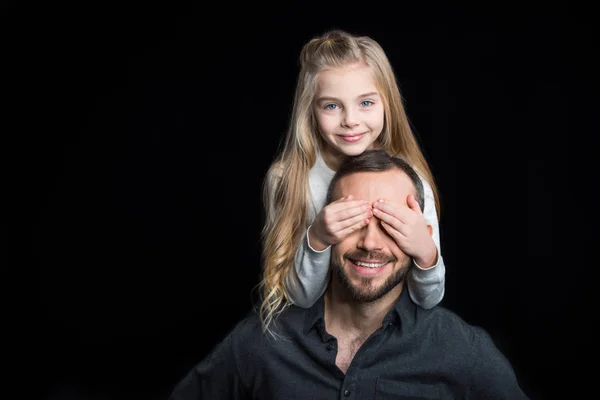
[331, 249, 411, 303]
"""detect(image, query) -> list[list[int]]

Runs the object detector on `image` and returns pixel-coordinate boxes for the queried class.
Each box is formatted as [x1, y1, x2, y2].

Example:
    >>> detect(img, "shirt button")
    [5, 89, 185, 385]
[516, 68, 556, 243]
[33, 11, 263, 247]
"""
[344, 389, 351, 397]
[327, 343, 334, 351]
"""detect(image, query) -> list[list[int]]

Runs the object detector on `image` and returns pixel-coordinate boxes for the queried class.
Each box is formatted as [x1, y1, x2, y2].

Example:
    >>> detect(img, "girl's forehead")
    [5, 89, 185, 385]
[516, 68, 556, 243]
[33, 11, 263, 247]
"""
[315, 65, 379, 96]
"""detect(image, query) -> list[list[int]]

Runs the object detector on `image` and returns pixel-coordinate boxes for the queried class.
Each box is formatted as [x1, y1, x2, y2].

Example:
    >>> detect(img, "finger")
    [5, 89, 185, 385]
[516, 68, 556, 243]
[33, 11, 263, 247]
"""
[335, 202, 372, 221]
[329, 199, 369, 214]
[337, 217, 370, 238]
[380, 221, 407, 241]
[326, 195, 364, 212]
[334, 210, 373, 231]
[373, 200, 412, 223]
[372, 206, 409, 236]
[407, 194, 422, 215]
[372, 199, 401, 213]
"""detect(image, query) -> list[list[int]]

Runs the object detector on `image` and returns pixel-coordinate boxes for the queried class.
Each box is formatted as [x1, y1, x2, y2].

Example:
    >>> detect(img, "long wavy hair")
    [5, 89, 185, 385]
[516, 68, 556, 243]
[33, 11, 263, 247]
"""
[258, 29, 440, 335]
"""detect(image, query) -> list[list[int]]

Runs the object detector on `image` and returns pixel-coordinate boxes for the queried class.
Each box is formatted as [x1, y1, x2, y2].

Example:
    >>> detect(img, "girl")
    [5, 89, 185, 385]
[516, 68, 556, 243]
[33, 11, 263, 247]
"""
[260, 29, 445, 333]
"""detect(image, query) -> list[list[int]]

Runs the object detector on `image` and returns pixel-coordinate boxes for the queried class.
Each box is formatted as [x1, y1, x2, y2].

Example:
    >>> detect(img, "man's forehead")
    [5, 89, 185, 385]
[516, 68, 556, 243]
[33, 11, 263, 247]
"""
[335, 170, 415, 203]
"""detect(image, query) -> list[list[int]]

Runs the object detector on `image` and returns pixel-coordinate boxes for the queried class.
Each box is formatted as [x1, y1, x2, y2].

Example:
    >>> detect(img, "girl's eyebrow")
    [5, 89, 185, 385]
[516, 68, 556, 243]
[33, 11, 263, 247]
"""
[316, 92, 380, 103]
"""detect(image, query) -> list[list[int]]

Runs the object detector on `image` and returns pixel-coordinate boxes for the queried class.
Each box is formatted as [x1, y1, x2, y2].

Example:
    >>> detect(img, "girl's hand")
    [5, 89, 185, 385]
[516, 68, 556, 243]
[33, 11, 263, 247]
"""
[309, 195, 373, 251]
[372, 194, 438, 268]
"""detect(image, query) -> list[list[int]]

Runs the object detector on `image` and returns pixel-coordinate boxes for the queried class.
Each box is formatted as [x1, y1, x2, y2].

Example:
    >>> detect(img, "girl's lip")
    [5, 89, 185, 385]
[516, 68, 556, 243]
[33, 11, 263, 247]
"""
[338, 133, 366, 142]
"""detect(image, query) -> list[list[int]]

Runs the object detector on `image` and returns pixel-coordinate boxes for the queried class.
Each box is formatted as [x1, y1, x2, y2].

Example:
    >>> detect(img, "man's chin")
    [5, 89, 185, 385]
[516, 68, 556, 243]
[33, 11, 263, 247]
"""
[348, 288, 386, 303]
[343, 279, 390, 303]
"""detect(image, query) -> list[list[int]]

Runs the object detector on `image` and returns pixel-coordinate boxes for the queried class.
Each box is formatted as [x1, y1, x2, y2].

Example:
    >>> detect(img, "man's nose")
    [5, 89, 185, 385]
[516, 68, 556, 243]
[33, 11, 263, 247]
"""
[357, 218, 385, 251]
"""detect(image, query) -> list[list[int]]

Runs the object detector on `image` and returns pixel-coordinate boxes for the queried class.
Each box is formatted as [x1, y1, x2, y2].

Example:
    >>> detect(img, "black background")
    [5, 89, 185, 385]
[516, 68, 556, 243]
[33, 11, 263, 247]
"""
[8, 2, 595, 399]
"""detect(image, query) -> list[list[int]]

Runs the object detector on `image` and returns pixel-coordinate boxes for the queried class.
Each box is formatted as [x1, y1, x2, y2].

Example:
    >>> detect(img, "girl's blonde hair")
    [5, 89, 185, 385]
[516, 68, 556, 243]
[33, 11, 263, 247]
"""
[258, 29, 440, 335]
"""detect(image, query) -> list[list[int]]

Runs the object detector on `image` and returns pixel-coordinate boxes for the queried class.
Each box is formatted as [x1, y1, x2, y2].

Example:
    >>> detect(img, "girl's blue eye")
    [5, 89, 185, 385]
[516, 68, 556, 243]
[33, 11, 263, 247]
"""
[360, 100, 373, 107]
[325, 104, 338, 110]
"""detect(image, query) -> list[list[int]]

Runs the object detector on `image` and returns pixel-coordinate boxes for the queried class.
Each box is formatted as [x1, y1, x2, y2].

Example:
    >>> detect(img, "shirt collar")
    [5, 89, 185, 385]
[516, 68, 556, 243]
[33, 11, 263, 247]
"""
[303, 294, 326, 335]
[303, 286, 417, 335]
[388, 287, 417, 327]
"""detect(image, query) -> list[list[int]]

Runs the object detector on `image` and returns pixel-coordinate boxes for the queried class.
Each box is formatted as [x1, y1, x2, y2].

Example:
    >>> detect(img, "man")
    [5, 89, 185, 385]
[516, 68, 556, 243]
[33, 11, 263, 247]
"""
[170, 150, 529, 399]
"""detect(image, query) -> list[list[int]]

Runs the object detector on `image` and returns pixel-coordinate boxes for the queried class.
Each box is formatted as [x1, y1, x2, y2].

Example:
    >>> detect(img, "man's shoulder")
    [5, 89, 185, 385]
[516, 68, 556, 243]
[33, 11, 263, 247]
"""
[417, 306, 528, 398]
[224, 305, 308, 347]
[225, 308, 263, 340]
[419, 305, 488, 345]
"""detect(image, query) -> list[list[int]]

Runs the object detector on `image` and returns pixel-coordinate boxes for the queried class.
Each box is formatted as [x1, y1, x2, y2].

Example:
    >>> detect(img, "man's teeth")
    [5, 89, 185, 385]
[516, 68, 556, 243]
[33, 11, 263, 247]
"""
[355, 261, 387, 268]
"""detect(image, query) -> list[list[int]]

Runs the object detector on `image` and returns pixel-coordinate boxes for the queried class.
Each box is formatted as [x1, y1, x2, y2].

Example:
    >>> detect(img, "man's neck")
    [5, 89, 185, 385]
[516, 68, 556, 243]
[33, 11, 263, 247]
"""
[323, 282, 403, 339]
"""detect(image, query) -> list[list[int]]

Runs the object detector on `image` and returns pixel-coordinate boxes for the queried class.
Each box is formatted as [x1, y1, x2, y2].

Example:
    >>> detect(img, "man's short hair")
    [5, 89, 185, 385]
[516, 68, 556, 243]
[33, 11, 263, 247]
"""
[326, 150, 425, 212]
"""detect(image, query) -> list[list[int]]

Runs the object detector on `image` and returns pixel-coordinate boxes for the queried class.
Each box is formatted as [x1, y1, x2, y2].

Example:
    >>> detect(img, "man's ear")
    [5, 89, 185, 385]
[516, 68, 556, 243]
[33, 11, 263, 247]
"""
[427, 224, 433, 237]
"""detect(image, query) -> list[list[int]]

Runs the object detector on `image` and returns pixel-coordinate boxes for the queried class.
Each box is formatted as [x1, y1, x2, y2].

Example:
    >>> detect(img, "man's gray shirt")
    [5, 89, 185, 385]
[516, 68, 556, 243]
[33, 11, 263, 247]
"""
[170, 289, 529, 399]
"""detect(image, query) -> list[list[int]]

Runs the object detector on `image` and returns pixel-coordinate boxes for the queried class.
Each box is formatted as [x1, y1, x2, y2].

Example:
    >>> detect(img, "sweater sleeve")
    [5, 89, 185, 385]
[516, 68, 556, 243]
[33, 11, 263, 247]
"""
[406, 177, 446, 309]
[264, 167, 331, 308]
[284, 226, 331, 307]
